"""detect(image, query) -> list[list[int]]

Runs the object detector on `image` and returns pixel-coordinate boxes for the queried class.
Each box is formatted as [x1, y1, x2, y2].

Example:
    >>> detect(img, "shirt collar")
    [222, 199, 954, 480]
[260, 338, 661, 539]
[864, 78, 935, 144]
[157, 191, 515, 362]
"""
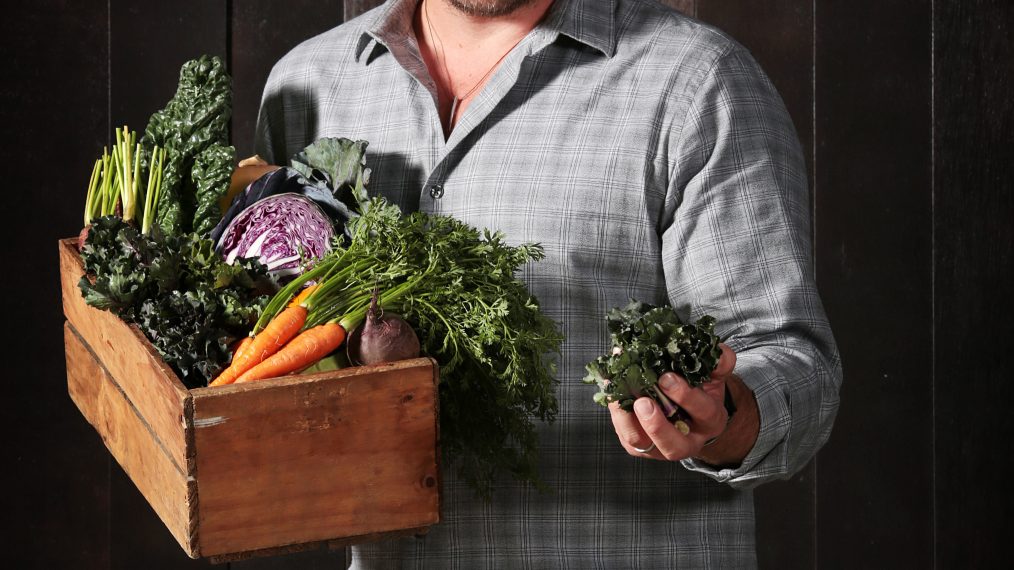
[355, 0, 616, 64]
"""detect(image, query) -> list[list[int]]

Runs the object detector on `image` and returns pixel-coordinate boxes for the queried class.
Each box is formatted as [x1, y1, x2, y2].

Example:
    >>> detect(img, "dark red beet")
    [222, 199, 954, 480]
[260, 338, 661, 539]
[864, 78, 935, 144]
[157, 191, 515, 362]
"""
[347, 289, 421, 366]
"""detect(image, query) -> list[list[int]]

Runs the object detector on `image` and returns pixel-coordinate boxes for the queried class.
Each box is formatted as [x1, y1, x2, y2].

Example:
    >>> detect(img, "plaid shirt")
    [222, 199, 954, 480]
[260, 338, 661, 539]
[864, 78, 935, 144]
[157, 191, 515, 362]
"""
[256, 0, 841, 567]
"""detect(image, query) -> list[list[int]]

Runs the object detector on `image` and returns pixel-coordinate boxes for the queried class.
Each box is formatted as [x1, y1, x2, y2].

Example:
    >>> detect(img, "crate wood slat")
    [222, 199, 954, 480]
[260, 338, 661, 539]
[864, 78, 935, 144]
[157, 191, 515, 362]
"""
[190, 359, 440, 557]
[60, 238, 441, 560]
[59, 239, 190, 471]
[64, 323, 197, 556]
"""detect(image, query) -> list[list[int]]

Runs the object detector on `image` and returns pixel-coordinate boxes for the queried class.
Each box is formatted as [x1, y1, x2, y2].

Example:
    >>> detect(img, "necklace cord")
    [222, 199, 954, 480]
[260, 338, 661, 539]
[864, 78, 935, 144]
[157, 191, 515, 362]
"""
[423, 0, 528, 106]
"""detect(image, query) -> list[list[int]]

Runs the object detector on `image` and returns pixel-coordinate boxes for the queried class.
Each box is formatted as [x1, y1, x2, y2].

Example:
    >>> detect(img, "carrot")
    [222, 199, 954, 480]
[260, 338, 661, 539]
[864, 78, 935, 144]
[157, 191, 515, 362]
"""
[288, 284, 319, 308]
[234, 322, 347, 383]
[208, 336, 256, 387]
[231, 335, 254, 359]
[208, 305, 308, 387]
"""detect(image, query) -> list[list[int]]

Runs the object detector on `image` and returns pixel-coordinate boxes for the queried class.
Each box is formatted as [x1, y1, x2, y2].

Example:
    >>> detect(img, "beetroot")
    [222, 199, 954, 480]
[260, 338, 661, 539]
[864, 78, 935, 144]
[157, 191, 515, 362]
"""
[347, 289, 420, 366]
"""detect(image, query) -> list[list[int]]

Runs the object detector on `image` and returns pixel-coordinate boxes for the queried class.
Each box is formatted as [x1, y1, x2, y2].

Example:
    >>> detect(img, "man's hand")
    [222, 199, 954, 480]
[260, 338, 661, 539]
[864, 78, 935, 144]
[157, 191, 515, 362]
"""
[609, 343, 759, 467]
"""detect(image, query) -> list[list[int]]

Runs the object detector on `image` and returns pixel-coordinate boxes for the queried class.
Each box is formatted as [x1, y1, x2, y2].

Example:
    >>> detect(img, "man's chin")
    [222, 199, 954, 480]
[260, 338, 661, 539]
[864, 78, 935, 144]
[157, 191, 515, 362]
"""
[445, 0, 540, 18]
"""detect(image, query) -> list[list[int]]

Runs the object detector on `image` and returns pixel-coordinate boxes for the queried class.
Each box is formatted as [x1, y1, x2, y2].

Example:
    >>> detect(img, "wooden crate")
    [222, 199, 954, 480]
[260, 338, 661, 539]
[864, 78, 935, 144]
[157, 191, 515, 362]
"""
[59, 239, 440, 561]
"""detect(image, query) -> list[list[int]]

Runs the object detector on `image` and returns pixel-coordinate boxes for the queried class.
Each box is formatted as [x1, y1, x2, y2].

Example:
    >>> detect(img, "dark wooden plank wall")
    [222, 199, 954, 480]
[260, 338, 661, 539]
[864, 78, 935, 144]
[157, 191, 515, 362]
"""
[4, 0, 1012, 568]
[934, 0, 1014, 567]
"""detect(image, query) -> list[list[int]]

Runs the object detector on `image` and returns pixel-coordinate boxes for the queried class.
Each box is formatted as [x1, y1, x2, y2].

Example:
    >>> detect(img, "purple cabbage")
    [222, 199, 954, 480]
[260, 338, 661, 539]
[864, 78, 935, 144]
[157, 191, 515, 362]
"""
[210, 138, 370, 283]
[217, 193, 334, 280]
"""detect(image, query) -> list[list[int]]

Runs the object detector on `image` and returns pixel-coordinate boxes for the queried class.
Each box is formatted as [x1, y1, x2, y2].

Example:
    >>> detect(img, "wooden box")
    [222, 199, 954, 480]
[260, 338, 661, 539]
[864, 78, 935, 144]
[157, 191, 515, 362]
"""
[58, 239, 440, 561]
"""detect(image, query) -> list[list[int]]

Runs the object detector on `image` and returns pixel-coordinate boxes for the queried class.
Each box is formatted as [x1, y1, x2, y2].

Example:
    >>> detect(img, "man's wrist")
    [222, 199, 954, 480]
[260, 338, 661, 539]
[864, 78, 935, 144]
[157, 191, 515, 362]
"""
[693, 374, 759, 468]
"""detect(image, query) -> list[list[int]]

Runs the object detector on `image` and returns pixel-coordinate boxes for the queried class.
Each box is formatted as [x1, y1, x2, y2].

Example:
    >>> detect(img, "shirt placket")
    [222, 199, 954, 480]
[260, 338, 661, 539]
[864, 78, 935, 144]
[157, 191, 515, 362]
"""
[420, 27, 559, 216]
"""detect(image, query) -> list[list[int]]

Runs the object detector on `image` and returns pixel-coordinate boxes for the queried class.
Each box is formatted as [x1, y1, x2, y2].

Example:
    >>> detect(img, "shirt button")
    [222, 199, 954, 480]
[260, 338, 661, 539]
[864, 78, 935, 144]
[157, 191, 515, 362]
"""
[429, 184, 445, 199]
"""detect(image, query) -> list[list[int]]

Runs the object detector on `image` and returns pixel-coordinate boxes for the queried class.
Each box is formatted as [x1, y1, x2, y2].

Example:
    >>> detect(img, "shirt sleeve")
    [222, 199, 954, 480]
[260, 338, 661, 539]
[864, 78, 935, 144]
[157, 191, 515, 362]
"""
[661, 47, 842, 490]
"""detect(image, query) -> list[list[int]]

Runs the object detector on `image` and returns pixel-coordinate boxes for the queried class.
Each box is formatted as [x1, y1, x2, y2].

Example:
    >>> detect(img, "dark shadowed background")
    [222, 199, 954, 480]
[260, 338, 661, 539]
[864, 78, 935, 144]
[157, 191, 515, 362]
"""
[2, 0, 1011, 568]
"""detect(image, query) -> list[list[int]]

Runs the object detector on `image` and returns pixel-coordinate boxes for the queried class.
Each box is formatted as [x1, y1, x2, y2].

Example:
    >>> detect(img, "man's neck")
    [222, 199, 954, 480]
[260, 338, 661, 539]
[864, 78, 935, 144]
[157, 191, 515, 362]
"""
[422, 0, 555, 50]
[415, 0, 555, 135]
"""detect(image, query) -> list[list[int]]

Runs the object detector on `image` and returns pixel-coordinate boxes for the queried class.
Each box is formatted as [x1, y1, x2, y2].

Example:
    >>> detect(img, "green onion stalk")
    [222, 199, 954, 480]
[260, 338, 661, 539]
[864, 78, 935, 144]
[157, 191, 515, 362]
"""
[83, 126, 166, 235]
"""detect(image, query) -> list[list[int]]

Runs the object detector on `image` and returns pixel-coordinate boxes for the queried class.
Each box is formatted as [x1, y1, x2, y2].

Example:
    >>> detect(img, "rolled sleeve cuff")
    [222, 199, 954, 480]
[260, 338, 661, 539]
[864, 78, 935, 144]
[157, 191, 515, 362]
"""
[680, 357, 792, 489]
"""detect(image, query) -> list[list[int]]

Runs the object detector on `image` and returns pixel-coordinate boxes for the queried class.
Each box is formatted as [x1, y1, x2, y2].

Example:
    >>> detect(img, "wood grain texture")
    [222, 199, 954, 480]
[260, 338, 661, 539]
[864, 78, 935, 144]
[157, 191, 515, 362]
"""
[60, 239, 191, 472]
[659, 0, 695, 16]
[814, 1, 934, 567]
[231, 0, 345, 159]
[191, 358, 440, 557]
[110, 0, 228, 130]
[2, 2, 112, 567]
[345, 0, 384, 20]
[934, 0, 1014, 567]
[65, 323, 196, 557]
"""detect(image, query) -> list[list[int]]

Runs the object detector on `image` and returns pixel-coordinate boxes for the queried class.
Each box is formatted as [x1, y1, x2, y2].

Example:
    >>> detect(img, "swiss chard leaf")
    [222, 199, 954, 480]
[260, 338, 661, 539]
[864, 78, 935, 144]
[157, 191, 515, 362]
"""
[141, 55, 233, 236]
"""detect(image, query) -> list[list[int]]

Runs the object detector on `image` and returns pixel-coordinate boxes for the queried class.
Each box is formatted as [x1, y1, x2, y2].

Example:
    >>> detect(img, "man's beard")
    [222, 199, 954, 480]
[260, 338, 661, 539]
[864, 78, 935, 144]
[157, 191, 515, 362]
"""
[445, 0, 540, 18]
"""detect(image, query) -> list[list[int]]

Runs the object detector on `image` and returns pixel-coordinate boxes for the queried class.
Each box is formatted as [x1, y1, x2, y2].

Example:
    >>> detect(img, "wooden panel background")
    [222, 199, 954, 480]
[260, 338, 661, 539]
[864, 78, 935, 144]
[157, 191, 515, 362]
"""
[3, 0, 1011, 568]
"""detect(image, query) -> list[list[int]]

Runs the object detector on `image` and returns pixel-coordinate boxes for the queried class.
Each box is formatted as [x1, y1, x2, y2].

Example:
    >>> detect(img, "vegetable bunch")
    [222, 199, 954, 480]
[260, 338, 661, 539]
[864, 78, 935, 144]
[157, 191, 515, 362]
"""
[212, 199, 564, 498]
[79, 216, 271, 387]
[140, 54, 235, 236]
[584, 301, 722, 430]
[83, 126, 167, 234]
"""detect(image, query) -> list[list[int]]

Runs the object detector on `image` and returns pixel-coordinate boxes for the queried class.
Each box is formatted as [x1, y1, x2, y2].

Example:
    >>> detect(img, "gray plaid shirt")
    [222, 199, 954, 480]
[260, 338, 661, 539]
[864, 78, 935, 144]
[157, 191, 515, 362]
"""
[256, 0, 841, 567]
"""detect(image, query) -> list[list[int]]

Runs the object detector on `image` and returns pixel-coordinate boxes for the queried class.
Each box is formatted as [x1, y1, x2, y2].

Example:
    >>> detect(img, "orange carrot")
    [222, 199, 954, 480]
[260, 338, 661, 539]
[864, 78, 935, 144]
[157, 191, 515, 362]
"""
[288, 284, 319, 308]
[208, 305, 308, 387]
[234, 322, 346, 383]
[208, 336, 256, 387]
[231, 335, 254, 359]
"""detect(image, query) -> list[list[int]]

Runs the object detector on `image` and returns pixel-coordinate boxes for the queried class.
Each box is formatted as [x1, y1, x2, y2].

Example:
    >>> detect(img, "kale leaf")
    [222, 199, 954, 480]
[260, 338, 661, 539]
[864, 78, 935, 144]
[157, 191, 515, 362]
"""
[79, 216, 270, 387]
[584, 300, 722, 422]
[141, 55, 233, 236]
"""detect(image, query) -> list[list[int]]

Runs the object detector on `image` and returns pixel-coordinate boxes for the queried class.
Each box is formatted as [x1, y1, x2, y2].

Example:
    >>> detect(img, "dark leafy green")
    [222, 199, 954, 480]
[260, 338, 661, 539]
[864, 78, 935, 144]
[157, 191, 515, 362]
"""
[79, 216, 270, 387]
[584, 300, 722, 421]
[289, 137, 371, 213]
[191, 144, 236, 236]
[141, 55, 234, 236]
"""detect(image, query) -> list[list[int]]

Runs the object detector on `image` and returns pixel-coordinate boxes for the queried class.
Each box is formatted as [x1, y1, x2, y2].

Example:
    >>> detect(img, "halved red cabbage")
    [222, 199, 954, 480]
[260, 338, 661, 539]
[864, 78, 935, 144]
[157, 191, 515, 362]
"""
[217, 192, 334, 279]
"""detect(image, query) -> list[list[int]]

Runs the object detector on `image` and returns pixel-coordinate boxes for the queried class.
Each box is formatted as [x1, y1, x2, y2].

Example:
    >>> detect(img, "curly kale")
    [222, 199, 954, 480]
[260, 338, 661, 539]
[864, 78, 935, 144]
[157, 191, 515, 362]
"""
[141, 55, 234, 236]
[584, 301, 722, 424]
[79, 216, 270, 387]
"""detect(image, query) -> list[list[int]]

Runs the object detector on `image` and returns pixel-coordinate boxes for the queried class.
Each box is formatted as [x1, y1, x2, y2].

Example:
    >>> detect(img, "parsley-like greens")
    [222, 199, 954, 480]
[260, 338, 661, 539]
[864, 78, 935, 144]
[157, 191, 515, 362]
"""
[584, 301, 722, 425]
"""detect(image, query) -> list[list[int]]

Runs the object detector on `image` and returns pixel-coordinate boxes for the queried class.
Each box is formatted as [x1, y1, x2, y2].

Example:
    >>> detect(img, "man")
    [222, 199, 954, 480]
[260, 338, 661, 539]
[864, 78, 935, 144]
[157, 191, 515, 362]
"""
[255, 0, 841, 567]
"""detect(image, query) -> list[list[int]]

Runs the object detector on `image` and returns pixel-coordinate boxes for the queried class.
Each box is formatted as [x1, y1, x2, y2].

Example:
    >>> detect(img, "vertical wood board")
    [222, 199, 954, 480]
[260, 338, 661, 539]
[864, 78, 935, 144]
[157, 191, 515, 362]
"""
[2, 1, 112, 567]
[814, 1, 934, 567]
[110, 0, 229, 130]
[191, 359, 440, 557]
[345, 0, 384, 21]
[933, 0, 1014, 567]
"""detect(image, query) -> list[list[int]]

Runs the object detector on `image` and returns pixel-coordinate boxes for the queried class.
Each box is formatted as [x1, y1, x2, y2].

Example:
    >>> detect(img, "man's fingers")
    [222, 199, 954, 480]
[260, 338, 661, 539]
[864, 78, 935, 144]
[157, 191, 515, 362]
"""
[632, 397, 693, 460]
[609, 401, 659, 457]
[712, 343, 736, 378]
[657, 373, 726, 434]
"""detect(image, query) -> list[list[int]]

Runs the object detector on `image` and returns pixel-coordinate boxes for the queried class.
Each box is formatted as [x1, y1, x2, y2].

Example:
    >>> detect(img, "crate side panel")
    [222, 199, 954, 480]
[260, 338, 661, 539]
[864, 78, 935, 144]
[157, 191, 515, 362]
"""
[59, 239, 189, 470]
[64, 323, 197, 557]
[192, 360, 440, 557]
